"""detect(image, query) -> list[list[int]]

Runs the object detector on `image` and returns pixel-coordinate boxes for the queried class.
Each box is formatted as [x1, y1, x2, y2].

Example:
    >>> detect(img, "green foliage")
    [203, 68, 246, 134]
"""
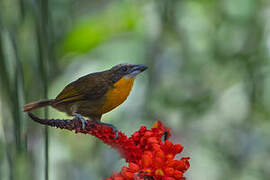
[61, 3, 140, 57]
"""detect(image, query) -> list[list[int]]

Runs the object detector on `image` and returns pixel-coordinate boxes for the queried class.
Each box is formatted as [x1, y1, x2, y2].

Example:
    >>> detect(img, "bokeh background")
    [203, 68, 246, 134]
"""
[1, 0, 270, 179]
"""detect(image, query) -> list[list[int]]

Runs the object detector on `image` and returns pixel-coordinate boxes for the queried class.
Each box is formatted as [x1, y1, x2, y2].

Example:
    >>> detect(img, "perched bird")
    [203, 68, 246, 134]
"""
[24, 63, 148, 137]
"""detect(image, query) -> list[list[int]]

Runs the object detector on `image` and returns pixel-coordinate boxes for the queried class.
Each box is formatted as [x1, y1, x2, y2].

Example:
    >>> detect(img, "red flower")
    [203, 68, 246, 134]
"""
[28, 112, 190, 180]
[80, 121, 190, 180]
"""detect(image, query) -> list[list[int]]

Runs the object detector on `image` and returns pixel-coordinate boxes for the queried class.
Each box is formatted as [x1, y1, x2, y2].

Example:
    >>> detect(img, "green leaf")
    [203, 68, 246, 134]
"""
[60, 3, 141, 57]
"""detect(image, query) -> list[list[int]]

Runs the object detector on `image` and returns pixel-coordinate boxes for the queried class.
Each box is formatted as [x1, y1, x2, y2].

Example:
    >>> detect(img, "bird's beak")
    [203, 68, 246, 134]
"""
[125, 64, 148, 78]
[129, 64, 148, 76]
[132, 64, 148, 72]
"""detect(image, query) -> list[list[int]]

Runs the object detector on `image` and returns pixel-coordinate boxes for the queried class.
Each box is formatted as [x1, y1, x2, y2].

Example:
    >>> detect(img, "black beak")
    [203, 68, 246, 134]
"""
[132, 64, 148, 73]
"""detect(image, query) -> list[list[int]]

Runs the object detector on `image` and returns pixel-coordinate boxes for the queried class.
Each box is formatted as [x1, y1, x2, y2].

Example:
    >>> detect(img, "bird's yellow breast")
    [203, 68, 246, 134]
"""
[101, 77, 134, 114]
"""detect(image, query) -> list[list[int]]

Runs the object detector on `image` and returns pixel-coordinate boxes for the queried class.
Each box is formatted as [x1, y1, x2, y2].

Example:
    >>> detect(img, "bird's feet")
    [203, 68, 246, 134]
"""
[97, 122, 118, 139]
[72, 113, 87, 130]
[72, 114, 118, 138]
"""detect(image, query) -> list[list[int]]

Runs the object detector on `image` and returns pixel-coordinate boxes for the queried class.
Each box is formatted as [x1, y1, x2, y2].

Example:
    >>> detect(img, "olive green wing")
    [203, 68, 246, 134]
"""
[54, 73, 109, 104]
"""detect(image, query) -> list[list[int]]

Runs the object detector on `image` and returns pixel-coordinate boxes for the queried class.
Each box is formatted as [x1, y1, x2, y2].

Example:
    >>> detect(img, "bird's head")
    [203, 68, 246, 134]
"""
[109, 63, 148, 83]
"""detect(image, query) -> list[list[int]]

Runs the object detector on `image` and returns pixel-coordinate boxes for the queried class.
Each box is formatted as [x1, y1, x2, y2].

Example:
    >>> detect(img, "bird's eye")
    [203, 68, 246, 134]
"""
[121, 66, 128, 72]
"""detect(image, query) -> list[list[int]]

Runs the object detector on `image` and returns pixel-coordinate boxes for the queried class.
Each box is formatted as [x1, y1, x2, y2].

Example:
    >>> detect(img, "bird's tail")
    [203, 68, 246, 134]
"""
[23, 99, 54, 112]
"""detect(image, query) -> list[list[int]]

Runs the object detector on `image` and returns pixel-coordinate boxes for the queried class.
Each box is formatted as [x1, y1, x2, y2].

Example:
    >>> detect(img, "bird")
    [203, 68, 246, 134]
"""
[23, 63, 148, 137]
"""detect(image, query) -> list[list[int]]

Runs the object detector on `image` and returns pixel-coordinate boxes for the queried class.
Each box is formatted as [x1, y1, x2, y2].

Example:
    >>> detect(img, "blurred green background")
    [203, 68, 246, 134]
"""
[1, 0, 270, 179]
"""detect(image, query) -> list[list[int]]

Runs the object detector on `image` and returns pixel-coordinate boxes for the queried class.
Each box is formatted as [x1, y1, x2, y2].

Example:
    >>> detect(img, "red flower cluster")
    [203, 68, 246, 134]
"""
[28, 112, 190, 180]
[80, 121, 190, 180]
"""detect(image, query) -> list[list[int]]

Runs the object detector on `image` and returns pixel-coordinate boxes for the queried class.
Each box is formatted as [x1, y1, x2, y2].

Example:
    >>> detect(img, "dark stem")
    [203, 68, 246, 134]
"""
[27, 112, 97, 132]
[36, 0, 50, 178]
[9, 29, 25, 153]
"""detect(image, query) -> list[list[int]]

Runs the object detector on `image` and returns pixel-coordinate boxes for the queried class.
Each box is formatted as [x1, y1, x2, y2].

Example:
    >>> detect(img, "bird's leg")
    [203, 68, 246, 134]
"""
[97, 122, 118, 139]
[72, 113, 87, 129]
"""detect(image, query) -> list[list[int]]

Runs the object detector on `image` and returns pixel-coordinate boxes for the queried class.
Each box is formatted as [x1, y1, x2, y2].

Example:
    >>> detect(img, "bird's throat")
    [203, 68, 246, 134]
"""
[101, 77, 135, 114]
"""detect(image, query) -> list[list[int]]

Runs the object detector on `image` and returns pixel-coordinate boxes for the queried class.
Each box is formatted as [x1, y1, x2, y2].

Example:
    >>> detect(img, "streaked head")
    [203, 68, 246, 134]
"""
[109, 63, 148, 82]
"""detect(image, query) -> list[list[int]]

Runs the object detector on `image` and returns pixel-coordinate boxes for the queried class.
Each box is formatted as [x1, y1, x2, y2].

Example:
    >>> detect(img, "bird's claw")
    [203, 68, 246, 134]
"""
[72, 114, 118, 138]
[98, 122, 118, 139]
[73, 113, 87, 130]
